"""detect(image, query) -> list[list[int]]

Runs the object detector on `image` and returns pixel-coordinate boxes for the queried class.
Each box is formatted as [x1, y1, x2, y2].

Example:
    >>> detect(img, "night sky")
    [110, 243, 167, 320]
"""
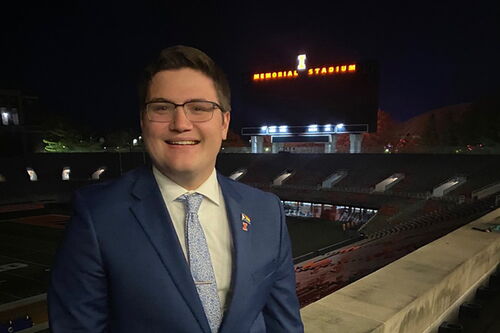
[2, 1, 499, 132]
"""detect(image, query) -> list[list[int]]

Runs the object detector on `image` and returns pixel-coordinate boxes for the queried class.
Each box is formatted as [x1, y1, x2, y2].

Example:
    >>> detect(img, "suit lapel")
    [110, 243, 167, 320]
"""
[217, 175, 254, 333]
[129, 167, 210, 333]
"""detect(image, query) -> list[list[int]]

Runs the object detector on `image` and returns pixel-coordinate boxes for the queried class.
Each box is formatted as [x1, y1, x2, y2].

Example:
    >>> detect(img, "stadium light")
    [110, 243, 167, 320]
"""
[229, 169, 247, 181]
[335, 123, 345, 132]
[1, 110, 10, 126]
[269, 126, 277, 133]
[307, 124, 319, 132]
[26, 168, 38, 181]
[260, 125, 268, 133]
[279, 125, 288, 133]
[324, 124, 332, 132]
[92, 167, 106, 180]
[273, 170, 294, 186]
[62, 167, 71, 181]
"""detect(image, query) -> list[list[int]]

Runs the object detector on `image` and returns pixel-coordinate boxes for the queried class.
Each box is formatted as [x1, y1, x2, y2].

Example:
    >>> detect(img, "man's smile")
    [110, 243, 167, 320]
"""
[165, 140, 200, 145]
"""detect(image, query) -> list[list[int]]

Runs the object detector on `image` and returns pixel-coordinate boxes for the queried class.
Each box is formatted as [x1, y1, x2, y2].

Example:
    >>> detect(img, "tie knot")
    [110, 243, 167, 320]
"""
[178, 193, 203, 214]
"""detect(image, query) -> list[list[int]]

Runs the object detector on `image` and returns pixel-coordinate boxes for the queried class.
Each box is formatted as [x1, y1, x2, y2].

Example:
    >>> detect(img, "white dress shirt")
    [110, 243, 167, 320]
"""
[153, 167, 233, 311]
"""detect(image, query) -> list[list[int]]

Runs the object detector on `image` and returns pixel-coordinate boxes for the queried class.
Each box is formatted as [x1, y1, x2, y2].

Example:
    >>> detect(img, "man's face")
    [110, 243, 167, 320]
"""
[141, 68, 230, 186]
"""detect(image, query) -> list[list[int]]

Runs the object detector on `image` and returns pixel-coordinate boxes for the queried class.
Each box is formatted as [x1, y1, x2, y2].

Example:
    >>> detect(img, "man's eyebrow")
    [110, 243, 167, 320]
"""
[186, 98, 212, 102]
[146, 97, 173, 103]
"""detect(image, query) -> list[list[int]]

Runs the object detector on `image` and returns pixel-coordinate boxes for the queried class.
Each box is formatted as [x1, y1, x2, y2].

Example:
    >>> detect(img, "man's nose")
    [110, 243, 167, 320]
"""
[169, 107, 193, 132]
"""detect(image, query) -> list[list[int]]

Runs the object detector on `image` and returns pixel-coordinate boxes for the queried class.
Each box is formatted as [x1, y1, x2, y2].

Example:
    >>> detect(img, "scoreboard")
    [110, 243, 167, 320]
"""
[239, 54, 379, 133]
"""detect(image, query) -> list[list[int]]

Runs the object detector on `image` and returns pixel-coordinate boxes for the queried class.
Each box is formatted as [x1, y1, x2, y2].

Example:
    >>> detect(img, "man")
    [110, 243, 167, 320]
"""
[48, 45, 303, 332]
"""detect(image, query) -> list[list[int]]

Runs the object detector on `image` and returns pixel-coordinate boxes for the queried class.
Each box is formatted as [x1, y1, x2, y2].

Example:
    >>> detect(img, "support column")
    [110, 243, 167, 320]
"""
[349, 133, 363, 153]
[325, 134, 337, 153]
[251, 135, 264, 153]
[272, 142, 281, 153]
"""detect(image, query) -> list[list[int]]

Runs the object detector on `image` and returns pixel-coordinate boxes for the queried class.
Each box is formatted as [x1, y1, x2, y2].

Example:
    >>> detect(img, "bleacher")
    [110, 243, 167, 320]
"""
[1, 152, 499, 209]
[295, 195, 499, 307]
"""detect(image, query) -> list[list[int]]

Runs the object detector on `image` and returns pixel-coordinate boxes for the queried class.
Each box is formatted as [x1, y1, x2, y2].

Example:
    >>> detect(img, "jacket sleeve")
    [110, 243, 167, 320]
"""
[48, 191, 109, 332]
[262, 195, 304, 332]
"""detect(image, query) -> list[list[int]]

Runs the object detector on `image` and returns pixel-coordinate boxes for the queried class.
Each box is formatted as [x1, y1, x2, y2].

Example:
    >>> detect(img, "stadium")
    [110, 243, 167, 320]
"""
[0, 53, 499, 332]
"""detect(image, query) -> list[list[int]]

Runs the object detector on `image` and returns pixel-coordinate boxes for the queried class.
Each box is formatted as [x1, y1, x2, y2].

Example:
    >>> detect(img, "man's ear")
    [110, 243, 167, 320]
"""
[221, 111, 231, 140]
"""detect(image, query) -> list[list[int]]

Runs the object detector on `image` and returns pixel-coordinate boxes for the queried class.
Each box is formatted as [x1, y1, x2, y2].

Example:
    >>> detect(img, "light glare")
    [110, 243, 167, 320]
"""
[308, 124, 319, 132]
[297, 54, 307, 70]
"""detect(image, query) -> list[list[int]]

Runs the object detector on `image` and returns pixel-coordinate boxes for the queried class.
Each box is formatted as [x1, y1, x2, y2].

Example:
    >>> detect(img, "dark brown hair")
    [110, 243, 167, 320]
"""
[138, 45, 231, 112]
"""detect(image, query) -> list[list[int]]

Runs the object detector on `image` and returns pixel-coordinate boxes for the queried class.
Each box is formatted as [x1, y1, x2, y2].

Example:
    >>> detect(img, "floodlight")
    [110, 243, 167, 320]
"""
[1, 111, 9, 125]
[307, 124, 319, 132]
[26, 167, 38, 181]
[62, 167, 71, 181]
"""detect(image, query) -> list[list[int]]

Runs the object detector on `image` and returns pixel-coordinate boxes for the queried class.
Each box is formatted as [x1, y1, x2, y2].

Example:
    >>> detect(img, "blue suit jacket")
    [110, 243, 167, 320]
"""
[48, 166, 303, 332]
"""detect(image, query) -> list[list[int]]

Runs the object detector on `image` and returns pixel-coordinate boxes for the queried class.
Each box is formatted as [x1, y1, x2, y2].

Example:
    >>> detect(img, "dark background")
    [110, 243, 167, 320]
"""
[1, 0, 499, 132]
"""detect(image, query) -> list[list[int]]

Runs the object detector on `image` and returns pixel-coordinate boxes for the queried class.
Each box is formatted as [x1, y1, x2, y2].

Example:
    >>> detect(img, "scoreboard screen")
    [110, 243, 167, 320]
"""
[238, 57, 379, 133]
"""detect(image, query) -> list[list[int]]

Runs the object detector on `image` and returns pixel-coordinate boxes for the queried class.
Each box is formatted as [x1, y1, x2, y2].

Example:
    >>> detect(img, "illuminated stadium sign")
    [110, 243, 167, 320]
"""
[253, 70, 299, 81]
[240, 53, 379, 134]
[252, 53, 356, 81]
[307, 64, 356, 76]
[297, 54, 307, 70]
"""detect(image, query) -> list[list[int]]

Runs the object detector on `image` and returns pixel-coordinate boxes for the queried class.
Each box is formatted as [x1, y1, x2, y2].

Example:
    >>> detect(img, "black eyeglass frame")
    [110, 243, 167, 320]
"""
[143, 99, 226, 123]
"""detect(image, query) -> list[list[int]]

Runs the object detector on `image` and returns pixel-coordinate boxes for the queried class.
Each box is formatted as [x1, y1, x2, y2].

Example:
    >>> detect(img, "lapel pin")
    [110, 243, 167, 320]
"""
[241, 213, 251, 231]
[241, 213, 251, 223]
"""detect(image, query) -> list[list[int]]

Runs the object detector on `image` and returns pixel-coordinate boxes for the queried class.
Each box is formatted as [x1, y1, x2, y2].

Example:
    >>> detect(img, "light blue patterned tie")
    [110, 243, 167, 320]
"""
[178, 193, 222, 333]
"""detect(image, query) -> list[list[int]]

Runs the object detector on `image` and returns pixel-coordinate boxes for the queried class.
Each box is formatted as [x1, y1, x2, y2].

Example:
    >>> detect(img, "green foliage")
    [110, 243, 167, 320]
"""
[41, 120, 103, 152]
[42, 139, 68, 152]
[42, 136, 102, 152]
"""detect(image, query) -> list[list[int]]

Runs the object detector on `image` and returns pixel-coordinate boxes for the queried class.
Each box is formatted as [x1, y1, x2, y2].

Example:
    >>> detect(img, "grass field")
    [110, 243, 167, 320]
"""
[282, 216, 350, 258]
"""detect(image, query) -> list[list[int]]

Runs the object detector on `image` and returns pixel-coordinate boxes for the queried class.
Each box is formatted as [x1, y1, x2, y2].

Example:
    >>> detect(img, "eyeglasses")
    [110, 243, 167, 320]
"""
[144, 100, 224, 123]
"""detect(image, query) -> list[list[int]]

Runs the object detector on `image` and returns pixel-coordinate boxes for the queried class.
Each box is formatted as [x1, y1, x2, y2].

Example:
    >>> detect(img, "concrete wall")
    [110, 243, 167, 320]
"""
[300, 208, 500, 333]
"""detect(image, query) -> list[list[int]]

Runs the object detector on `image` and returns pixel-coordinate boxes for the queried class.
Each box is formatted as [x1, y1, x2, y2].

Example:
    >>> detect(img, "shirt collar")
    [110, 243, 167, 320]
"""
[152, 166, 221, 206]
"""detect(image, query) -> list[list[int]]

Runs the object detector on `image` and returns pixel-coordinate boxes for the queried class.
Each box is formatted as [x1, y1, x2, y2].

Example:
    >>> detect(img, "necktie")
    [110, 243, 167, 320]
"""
[178, 193, 222, 333]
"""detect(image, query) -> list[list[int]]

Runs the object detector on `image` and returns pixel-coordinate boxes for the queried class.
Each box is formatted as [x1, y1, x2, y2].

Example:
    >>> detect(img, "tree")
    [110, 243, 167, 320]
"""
[421, 113, 439, 147]
[362, 109, 399, 152]
[42, 127, 102, 152]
